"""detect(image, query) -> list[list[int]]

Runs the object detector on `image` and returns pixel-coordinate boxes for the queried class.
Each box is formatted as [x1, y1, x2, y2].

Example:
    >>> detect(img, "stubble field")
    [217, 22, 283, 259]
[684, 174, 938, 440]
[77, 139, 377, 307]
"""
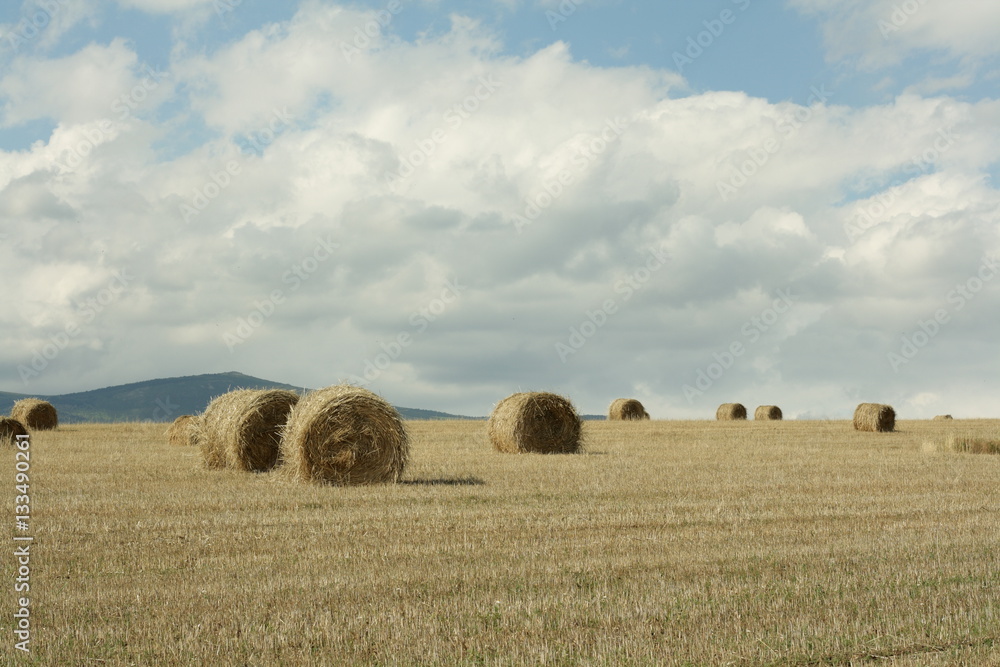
[4, 418, 1000, 665]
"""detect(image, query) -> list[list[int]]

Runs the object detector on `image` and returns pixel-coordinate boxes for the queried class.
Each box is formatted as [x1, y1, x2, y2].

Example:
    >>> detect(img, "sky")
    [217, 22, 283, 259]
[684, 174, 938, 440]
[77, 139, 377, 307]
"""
[1, 0, 999, 419]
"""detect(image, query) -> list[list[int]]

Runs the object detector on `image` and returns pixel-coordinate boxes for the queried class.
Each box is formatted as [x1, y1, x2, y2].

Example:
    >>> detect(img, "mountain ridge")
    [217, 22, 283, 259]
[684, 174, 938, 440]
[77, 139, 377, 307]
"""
[0, 372, 482, 423]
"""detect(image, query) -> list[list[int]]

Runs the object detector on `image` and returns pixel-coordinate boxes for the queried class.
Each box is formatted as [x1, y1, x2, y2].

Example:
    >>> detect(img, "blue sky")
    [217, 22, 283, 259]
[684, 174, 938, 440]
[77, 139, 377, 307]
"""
[1, 0, 999, 418]
[4, 0, 997, 152]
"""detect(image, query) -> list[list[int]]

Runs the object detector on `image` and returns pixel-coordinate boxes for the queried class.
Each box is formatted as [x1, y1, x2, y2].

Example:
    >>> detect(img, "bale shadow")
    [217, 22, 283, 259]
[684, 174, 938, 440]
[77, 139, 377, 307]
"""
[400, 476, 485, 486]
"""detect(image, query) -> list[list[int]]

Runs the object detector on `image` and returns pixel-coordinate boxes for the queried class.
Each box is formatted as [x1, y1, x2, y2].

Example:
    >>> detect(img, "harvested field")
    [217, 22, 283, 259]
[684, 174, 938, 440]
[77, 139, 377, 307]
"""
[6, 418, 1000, 665]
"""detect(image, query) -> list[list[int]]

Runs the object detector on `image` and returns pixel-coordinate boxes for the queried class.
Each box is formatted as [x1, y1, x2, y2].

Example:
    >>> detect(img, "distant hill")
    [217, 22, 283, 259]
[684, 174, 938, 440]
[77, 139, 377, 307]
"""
[0, 372, 480, 423]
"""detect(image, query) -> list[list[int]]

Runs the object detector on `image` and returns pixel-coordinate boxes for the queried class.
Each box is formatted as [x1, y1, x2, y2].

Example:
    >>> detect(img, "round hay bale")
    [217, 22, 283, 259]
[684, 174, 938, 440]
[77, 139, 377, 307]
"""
[198, 389, 299, 471]
[166, 415, 198, 447]
[754, 405, 782, 421]
[488, 392, 582, 454]
[607, 398, 650, 421]
[11, 398, 58, 430]
[279, 385, 409, 485]
[716, 403, 747, 421]
[853, 403, 895, 432]
[933, 414, 953, 421]
[0, 418, 29, 447]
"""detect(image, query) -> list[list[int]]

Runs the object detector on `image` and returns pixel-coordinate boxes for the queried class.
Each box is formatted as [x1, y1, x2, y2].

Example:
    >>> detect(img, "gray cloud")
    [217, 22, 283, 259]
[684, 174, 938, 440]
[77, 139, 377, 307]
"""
[1, 2, 998, 419]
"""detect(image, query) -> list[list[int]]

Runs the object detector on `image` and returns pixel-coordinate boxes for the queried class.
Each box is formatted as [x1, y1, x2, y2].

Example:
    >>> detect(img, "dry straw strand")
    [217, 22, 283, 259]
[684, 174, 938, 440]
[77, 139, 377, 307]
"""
[754, 405, 783, 421]
[853, 403, 896, 432]
[488, 392, 582, 454]
[279, 385, 409, 486]
[11, 398, 58, 430]
[166, 415, 199, 447]
[608, 398, 650, 421]
[198, 389, 299, 471]
[716, 403, 747, 421]
[947, 434, 1000, 454]
[0, 418, 29, 446]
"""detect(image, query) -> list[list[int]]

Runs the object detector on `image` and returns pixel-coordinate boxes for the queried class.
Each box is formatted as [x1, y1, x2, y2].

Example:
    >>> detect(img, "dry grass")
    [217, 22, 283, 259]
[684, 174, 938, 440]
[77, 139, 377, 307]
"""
[278, 385, 409, 485]
[7, 418, 1000, 665]
[946, 434, 1000, 454]
[607, 398, 649, 421]
[11, 398, 58, 430]
[854, 402, 896, 432]
[488, 392, 582, 453]
[754, 405, 782, 421]
[933, 414, 954, 421]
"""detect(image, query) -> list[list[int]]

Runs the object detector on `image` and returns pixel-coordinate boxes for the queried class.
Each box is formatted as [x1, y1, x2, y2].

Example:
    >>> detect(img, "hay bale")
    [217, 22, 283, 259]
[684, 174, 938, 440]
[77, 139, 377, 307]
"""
[11, 398, 58, 430]
[279, 385, 409, 485]
[933, 415, 953, 421]
[607, 398, 650, 421]
[166, 415, 198, 447]
[716, 403, 747, 421]
[754, 405, 782, 421]
[488, 392, 582, 454]
[853, 403, 895, 432]
[198, 389, 299, 471]
[0, 418, 29, 446]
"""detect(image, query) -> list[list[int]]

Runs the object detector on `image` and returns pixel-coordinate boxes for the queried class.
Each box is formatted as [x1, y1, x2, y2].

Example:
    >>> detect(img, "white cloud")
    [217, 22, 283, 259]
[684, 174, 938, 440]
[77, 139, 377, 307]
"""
[714, 208, 814, 248]
[0, 0, 100, 58]
[0, 38, 141, 126]
[1, 2, 999, 418]
[114, 0, 217, 12]
[789, 0, 1000, 69]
